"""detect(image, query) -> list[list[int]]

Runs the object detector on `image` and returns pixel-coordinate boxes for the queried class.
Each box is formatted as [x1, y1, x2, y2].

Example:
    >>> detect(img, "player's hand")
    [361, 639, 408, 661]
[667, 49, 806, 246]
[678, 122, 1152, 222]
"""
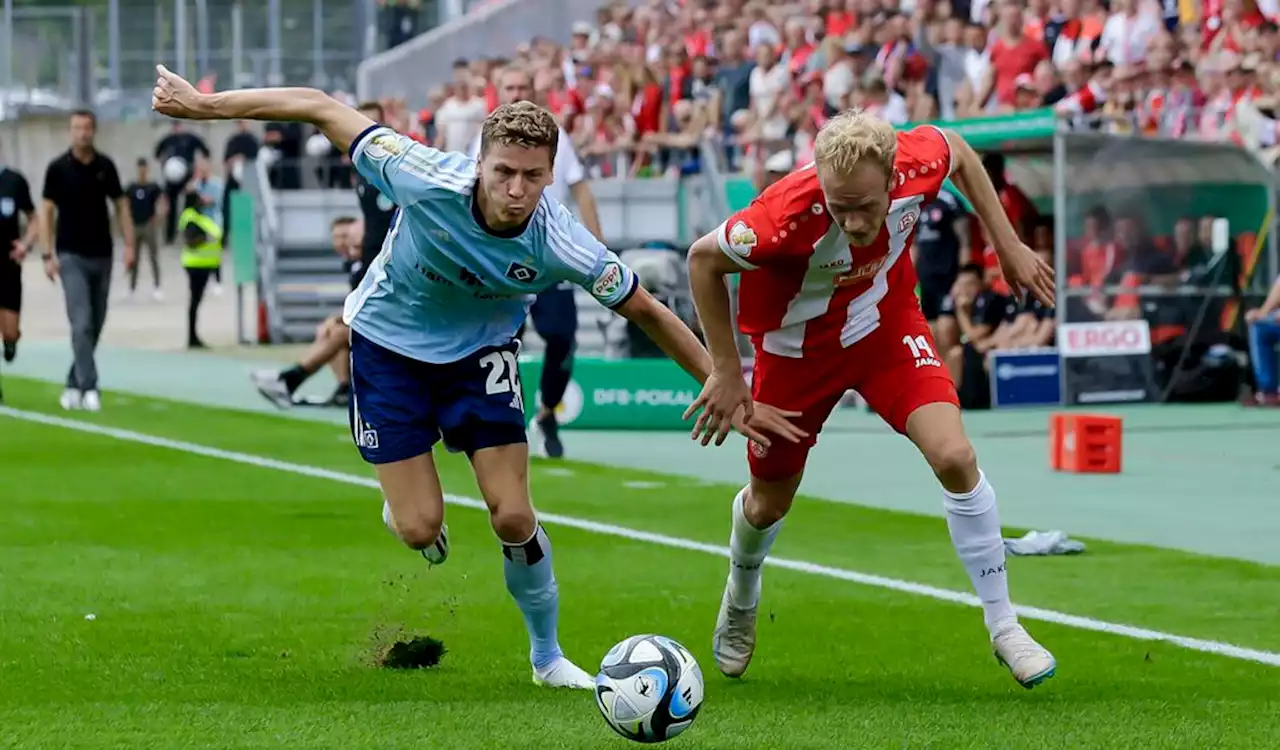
[43, 254, 60, 283]
[684, 369, 754, 447]
[152, 64, 208, 120]
[995, 241, 1055, 307]
[737, 401, 808, 446]
[123, 243, 137, 271]
[9, 240, 27, 263]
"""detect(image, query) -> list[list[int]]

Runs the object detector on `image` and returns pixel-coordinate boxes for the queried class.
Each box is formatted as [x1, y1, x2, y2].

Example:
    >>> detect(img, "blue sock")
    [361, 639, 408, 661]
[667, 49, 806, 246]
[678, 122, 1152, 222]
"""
[502, 524, 562, 670]
[1249, 319, 1280, 393]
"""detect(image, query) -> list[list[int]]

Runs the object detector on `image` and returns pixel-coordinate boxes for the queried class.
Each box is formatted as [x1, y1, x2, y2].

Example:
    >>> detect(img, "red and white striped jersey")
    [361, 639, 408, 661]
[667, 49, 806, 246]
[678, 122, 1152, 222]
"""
[715, 125, 954, 359]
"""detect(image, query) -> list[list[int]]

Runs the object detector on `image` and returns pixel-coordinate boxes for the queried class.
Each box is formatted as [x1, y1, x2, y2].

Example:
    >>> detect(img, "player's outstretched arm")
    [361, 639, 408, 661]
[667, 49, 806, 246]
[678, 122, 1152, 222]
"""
[614, 286, 804, 448]
[681, 229, 800, 447]
[151, 65, 372, 154]
[685, 230, 744, 378]
[943, 129, 1055, 306]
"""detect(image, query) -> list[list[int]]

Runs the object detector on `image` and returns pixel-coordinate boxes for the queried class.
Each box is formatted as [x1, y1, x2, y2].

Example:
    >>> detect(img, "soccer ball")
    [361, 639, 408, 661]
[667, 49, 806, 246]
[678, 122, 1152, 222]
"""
[162, 156, 188, 185]
[594, 634, 704, 743]
[305, 132, 333, 157]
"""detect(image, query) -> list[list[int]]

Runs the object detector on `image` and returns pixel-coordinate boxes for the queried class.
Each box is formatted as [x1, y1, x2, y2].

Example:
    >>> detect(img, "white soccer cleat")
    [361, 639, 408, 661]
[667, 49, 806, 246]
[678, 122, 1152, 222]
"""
[81, 390, 101, 412]
[420, 523, 449, 565]
[712, 585, 758, 678]
[532, 656, 595, 690]
[250, 370, 293, 410]
[992, 623, 1056, 689]
[59, 388, 82, 411]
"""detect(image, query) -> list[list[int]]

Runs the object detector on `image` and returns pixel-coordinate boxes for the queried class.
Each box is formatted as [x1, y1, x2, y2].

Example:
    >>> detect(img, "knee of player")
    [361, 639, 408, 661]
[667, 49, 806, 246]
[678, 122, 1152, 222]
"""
[489, 504, 538, 545]
[926, 439, 978, 482]
[747, 476, 801, 526]
[392, 512, 444, 551]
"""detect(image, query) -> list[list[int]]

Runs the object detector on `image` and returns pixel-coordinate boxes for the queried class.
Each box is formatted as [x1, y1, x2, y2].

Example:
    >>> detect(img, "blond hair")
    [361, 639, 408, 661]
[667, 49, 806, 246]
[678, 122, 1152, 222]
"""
[479, 100, 559, 163]
[813, 109, 897, 181]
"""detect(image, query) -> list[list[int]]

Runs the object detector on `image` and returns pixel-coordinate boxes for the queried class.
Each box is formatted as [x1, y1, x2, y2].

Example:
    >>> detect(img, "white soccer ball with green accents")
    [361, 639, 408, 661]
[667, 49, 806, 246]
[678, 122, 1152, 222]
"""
[594, 634, 704, 743]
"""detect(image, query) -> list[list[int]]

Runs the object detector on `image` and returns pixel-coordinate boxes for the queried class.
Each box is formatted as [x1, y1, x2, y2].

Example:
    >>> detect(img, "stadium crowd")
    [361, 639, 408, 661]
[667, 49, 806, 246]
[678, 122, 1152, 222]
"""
[366, 0, 1280, 180]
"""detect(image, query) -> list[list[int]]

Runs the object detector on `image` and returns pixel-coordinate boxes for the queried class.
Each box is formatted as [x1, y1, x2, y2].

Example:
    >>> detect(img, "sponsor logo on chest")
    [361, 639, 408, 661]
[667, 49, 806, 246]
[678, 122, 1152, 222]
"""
[813, 201, 921, 288]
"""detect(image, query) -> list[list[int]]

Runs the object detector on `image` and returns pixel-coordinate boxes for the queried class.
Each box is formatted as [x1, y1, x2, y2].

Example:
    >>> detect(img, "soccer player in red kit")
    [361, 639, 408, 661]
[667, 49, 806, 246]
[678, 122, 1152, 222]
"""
[683, 110, 1057, 689]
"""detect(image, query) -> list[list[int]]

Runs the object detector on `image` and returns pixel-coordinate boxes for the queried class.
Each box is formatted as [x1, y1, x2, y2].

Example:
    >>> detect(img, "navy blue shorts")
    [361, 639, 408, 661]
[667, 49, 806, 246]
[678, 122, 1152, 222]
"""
[525, 284, 578, 342]
[348, 330, 528, 464]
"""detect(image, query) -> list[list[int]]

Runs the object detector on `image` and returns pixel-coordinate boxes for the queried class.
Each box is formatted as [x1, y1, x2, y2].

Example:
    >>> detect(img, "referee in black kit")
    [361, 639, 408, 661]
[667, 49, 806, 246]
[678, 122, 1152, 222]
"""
[0, 155, 38, 403]
[39, 110, 136, 412]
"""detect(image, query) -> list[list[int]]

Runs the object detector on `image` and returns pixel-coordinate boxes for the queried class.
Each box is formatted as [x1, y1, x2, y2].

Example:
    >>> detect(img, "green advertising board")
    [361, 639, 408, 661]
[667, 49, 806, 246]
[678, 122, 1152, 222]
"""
[228, 191, 257, 286]
[518, 356, 699, 430]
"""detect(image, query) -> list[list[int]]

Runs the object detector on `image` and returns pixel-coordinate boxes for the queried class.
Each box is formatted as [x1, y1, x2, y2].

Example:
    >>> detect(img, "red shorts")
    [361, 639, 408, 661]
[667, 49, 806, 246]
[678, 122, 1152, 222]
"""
[747, 312, 959, 481]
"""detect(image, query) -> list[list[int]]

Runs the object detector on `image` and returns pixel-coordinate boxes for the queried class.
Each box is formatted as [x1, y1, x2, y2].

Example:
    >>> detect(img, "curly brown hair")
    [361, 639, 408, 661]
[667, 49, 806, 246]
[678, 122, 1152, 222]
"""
[479, 100, 559, 164]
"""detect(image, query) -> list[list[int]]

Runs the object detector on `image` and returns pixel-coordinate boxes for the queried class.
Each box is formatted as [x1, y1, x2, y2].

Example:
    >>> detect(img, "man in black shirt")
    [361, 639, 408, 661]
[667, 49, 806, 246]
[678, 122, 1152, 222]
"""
[40, 110, 136, 412]
[124, 158, 166, 299]
[263, 121, 303, 191]
[154, 122, 210, 244]
[914, 187, 970, 327]
[0, 159, 37, 401]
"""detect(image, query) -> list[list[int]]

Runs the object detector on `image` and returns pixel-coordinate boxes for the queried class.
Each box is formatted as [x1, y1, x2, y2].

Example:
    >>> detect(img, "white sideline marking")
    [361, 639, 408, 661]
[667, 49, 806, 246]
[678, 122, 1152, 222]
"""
[4, 405, 1279, 669]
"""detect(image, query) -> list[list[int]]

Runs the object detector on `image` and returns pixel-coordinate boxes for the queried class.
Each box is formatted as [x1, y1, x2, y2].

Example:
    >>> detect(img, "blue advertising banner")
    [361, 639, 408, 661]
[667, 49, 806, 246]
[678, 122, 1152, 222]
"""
[990, 349, 1063, 408]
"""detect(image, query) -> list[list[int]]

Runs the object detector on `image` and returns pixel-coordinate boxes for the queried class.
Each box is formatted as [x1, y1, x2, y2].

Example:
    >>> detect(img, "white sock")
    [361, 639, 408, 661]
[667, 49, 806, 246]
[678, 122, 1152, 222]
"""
[727, 487, 784, 608]
[942, 470, 1016, 636]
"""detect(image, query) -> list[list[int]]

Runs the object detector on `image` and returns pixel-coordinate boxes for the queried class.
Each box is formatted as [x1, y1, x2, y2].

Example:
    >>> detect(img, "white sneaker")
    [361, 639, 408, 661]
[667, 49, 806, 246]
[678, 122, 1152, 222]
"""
[250, 370, 293, 409]
[59, 388, 82, 410]
[712, 584, 758, 678]
[152, 288, 164, 301]
[212, 283, 224, 297]
[81, 390, 102, 412]
[992, 623, 1056, 689]
[532, 656, 595, 690]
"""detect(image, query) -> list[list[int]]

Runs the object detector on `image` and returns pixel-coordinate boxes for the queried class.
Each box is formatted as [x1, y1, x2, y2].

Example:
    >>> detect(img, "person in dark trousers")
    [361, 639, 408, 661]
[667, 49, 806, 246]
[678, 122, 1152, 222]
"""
[154, 122, 209, 244]
[0, 158, 38, 403]
[123, 158, 166, 300]
[40, 109, 136, 412]
[177, 198, 222, 349]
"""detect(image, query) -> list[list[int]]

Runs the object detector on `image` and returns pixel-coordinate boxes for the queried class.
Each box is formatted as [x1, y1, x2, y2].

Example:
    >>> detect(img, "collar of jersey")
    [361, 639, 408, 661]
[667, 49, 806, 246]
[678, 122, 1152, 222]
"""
[470, 184, 534, 239]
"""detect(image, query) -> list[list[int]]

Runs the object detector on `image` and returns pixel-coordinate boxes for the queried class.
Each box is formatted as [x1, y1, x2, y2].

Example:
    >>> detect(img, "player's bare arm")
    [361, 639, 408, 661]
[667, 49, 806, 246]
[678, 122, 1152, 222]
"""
[943, 129, 1055, 306]
[681, 230, 807, 448]
[151, 65, 372, 154]
[38, 199, 58, 281]
[614, 285, 803, 448]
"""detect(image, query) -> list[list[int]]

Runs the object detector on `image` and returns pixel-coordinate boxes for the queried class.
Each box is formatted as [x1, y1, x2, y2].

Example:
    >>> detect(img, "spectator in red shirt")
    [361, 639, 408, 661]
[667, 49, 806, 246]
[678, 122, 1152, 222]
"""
[979, 0, 1050, 111]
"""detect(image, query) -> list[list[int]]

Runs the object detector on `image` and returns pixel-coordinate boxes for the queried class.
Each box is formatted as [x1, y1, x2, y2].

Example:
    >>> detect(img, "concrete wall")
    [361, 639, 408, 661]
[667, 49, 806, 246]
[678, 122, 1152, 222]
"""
[0, 117, 256, 196]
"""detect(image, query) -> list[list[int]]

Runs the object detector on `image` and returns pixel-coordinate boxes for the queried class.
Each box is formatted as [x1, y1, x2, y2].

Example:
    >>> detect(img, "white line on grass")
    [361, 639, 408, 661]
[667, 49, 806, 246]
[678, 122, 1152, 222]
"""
[4, 405, 1279, 669]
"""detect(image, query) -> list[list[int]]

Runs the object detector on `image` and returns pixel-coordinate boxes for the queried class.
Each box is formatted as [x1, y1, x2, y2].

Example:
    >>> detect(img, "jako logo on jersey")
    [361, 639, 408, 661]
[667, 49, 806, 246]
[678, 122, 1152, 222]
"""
[727, 221, 757, 257]
[898, 210, 919, 234]
[819, 258, 850, 270]
[505, 262, 539, 283]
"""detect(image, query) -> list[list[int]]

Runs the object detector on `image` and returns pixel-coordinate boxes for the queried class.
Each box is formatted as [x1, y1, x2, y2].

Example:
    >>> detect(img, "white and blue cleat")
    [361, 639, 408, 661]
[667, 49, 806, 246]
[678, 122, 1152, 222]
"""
[532, 656, 595, 690]
[992, 623, 1057, 689]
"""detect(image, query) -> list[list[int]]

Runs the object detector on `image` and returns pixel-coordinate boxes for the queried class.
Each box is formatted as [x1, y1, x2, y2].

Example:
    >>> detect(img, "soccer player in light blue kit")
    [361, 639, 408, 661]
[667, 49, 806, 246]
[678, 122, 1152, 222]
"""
[150, 65, 805, 689]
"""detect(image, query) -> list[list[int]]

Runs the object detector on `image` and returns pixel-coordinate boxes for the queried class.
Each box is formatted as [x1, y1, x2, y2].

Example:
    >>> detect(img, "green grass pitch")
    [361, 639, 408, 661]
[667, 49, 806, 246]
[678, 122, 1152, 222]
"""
[0, 377, 1278, 749]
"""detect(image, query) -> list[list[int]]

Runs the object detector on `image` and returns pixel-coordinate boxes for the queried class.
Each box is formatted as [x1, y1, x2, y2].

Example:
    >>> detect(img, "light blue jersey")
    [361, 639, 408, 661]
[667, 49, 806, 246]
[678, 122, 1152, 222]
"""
[342, 125, 638, 364]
